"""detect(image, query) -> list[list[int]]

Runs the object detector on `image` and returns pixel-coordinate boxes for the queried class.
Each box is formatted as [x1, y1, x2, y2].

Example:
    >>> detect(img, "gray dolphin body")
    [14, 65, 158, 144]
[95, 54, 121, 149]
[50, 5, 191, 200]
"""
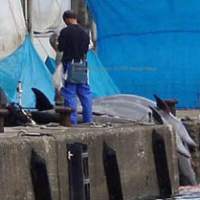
[151, 107, 191, 158]
[91, 94, 157, 123]
[92, 98, 152, 122]
[94, 94, 156, 107]
[160, 111, 196, 148]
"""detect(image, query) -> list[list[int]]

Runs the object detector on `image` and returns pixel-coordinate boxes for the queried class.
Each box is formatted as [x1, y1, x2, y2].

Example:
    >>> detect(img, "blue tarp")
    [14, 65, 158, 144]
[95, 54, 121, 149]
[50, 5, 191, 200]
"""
[87, 0, 200, 108]
[87, 50, 119, 97]
[45, 56, 56, 74]
[0, 36, 55, 107]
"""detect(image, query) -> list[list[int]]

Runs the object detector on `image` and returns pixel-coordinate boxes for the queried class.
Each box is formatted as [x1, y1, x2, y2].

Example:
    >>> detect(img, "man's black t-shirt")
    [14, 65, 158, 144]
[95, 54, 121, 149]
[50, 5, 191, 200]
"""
[58, 24, 90, 63]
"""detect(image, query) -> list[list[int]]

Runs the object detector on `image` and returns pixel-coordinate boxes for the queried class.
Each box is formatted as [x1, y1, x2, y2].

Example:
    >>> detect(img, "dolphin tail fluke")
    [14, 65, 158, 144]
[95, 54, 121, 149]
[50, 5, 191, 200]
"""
[32, 88, 54, 111]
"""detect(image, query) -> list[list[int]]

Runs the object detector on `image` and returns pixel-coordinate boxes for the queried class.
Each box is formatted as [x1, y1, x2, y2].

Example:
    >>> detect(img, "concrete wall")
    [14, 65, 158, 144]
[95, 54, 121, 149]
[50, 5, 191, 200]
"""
[0, 123, 179, 200]
[184, 120, 200, 183]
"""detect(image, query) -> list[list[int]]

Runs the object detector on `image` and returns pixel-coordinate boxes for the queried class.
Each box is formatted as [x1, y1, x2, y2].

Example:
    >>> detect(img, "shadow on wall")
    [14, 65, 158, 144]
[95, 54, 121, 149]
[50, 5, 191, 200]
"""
[31, 150, 52, 200]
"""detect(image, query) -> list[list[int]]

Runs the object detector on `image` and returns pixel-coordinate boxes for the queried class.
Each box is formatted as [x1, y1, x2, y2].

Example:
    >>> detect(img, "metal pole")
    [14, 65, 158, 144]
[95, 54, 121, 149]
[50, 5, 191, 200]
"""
[23, 0, 32, 34]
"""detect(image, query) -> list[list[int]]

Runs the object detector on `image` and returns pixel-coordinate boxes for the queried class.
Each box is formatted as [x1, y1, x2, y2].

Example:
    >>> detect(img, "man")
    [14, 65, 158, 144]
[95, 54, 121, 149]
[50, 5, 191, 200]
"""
[58, 10, 92, 125]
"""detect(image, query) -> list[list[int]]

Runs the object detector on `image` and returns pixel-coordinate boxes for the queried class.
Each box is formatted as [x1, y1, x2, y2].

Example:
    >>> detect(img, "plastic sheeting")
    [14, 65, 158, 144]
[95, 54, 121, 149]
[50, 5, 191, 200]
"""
[31, 0, 70, 33]
[88, 50, 119, 97]
[87, 0, 200, 108]
[0, 0, 26, 59]
[45, 56, 57, 74]
[0, 36, 55, 108]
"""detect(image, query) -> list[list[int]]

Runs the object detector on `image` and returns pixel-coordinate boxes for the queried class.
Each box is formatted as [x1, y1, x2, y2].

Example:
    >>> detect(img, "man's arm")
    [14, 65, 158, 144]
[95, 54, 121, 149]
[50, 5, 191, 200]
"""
[58, 29, 66, 52]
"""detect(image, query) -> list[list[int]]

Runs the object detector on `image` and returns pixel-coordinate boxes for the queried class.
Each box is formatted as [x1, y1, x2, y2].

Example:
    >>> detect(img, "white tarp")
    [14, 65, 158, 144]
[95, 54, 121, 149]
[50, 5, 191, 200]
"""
[0, 0, 26, 59]
[31, 0, 71, 33]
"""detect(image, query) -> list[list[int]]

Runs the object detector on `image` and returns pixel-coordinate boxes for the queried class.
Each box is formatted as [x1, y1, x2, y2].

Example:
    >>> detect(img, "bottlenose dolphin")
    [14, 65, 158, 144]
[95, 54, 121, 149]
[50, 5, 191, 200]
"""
[153, 95, 196, 148]
[92, 99, 152, 122]
[31, 88, 196, 152]
[150, 106, 191, 158]
[152, 95, 197, 185]
[94, 94, 156, 108]
[32, 89, 153, 123]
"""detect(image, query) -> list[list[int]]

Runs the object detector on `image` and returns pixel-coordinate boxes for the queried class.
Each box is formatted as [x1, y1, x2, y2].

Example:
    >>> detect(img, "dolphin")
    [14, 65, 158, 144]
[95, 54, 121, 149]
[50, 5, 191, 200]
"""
[153, 95, 196, 148]
[152, 95, 197, 185]
[32, 89, 153, 123]
[92, 99, 152, 122]
[94, 94, 156, 108]
[150, 106, 191, 158]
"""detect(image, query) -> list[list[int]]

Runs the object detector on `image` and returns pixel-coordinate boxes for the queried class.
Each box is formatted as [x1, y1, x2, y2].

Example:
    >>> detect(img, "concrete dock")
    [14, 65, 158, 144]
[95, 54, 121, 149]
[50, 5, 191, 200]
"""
[0, 122, 180, 200]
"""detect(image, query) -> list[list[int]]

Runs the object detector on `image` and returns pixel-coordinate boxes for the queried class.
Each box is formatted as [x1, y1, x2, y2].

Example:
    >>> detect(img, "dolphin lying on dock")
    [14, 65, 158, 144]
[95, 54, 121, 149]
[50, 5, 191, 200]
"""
[94, 95, 195, 153]
[94, 94, 156, 108]
[31, 89, 154, 123]
[92, 99, 152, 122]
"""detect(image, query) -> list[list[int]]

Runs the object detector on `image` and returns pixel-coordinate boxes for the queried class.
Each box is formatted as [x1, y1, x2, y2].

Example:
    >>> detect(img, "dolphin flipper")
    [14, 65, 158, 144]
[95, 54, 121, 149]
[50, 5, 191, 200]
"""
[32, 88, 54, 111]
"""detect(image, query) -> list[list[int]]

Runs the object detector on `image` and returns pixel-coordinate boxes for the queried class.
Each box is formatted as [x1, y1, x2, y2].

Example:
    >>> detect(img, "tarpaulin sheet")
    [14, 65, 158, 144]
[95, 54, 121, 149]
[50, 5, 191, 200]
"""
[87, 0, 200, 108]
[87, 50, 119, 97]
[31, 0, 70, 33]
[0, 0, 26, 59]
[0, 36, 55, 108]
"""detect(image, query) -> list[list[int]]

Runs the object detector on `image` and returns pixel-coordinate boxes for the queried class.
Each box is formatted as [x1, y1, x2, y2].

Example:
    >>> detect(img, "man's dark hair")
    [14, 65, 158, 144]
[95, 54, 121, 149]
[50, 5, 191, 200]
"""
[62, 10, 77, 21]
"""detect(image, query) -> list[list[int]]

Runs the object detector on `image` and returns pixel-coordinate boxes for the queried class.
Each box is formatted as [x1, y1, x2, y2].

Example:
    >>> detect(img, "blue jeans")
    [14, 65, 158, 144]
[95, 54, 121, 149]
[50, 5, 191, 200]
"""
[61, 82, 93, 125]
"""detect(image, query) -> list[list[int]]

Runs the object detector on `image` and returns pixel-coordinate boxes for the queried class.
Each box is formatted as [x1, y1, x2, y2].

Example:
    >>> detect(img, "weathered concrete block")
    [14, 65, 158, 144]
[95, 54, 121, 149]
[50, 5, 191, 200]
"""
[183, 120, 200, 183]
[0, 138, 34, 200]
[0, 123, 179, 200]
